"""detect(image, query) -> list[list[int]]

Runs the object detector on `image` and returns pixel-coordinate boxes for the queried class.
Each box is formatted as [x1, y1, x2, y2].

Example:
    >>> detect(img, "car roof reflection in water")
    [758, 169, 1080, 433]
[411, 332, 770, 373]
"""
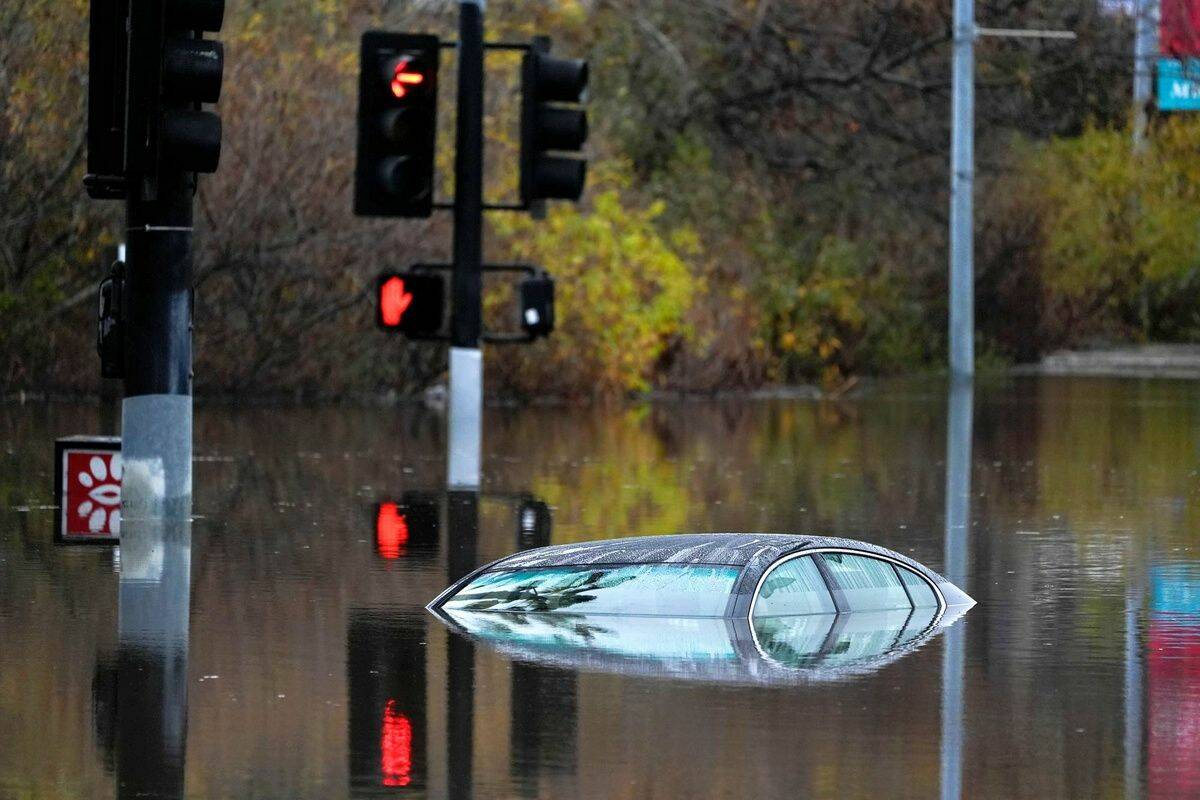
[431, 603, 969, 685]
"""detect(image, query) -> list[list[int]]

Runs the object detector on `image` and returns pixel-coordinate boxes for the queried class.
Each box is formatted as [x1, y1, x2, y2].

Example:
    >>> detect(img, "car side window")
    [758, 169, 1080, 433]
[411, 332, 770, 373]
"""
[896, 565, 939, 608]
[752, 555, 837, 618]
[819, 553, 911, 612]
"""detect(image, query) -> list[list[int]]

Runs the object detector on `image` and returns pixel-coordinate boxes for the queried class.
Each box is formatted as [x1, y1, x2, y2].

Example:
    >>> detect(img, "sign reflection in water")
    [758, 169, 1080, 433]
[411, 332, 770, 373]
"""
[1147, 564, 1200, 798]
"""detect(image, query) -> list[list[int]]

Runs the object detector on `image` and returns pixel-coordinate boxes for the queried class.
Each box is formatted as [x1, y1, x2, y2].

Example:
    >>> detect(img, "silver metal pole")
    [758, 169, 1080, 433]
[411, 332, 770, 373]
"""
[447, 347, 482, 488]
[949, 0, 976, 378]
[1133, 0, 1158, 149]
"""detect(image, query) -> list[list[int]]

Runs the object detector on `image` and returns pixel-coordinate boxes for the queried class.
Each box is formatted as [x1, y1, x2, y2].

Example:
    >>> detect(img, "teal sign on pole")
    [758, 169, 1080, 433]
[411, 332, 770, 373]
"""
[1158, 58, 1200, 110]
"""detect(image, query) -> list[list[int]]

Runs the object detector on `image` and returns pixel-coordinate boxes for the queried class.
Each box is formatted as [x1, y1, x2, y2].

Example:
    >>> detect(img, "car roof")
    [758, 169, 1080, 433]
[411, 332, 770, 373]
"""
[490, 532, 810, 569]
[484, 532, 949, 589]
[429, 533, 973, 616]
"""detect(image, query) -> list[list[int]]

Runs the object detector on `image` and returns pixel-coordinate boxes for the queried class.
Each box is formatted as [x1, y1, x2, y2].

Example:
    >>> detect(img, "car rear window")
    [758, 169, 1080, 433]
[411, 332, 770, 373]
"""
[441, 563, 741, 616]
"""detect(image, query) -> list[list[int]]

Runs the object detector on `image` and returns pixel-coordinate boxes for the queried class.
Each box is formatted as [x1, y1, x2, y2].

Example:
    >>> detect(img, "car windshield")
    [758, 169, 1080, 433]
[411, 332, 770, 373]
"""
[441, 563, 741, 616]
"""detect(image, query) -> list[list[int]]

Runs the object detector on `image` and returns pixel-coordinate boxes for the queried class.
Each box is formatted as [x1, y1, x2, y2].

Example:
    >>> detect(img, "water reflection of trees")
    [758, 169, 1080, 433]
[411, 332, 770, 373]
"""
[2, 378, 1199, 797]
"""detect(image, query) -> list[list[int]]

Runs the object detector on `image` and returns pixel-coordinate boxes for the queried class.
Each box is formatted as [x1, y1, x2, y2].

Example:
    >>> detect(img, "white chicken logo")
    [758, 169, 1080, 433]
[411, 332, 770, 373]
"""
[76, 454, 121, 534]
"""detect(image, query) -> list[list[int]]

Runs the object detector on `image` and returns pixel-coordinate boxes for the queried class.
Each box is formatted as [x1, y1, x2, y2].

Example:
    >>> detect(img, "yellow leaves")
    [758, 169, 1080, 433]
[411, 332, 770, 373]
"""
[1031, 116, 1200, 300]
[759, 235, 876, 382]
[490, 164, 697, 396]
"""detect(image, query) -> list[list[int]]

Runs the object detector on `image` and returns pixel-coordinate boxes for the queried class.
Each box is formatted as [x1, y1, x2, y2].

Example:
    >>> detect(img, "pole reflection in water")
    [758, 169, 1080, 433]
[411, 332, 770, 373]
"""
[1124, 569, 1144, 800]
[446, 491, 478, 800]
[114, 512, 192, 799]
[507, 497, 576, 797]
[941, 378, 971, 800]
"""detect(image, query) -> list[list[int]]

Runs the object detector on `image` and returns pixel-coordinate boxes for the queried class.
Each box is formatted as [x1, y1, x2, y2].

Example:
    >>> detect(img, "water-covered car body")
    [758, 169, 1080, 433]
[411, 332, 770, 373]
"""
[427, 533, 974, 620]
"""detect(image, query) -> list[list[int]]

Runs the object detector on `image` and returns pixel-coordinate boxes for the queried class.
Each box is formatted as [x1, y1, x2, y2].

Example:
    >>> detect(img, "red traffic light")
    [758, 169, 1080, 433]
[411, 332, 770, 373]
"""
[379, 276, 414, 327]
[387, 56, 425, 98]
[375, 271, 446, 335]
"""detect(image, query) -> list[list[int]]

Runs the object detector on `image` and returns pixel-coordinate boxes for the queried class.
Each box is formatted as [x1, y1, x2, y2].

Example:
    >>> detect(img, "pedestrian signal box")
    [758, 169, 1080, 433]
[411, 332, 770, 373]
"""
[376, 273, 445, 336]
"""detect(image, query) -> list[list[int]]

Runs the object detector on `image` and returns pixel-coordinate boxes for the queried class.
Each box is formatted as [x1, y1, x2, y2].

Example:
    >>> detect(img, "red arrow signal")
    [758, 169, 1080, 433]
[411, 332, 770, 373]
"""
[389, 56, 425, 99]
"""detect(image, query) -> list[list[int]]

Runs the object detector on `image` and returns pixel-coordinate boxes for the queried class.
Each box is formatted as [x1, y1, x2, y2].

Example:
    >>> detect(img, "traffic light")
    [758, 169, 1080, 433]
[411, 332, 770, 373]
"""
[520, 40, 589, 204]
[519, 273, 555, 338]
[376, 272, 446, 336]
[85, 0, 130, 199]
[355, 32, 440, 217]
[125, 0, 226, 190]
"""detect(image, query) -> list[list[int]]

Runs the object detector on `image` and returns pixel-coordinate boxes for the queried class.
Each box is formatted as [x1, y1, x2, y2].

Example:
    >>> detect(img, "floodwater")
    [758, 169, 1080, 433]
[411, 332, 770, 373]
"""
[1, 376, 1198, 799]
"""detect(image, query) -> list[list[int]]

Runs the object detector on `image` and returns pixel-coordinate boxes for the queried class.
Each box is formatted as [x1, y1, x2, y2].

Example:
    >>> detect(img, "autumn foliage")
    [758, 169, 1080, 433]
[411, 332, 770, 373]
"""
[0, 0, 1181, 399]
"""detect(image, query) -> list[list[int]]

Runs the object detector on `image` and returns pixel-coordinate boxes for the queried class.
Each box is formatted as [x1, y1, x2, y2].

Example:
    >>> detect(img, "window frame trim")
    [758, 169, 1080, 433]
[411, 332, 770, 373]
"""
[748, 547, 947, 621]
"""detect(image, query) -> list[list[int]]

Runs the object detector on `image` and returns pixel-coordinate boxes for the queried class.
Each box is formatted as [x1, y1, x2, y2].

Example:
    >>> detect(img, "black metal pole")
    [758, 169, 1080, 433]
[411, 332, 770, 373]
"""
[451, 0, 484, 348]
[124, 169, 193, 398]
[120, 164, 195, 514]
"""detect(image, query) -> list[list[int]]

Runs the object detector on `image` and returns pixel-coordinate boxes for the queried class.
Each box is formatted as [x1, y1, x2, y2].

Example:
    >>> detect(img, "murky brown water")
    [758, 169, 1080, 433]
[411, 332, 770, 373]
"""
[1, 376, 1198, 798]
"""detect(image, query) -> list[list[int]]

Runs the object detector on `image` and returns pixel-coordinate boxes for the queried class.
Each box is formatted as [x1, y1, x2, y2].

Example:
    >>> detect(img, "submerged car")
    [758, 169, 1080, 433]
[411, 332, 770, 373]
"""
[427, 533, 974, 620]
[427, 533, 974, 683]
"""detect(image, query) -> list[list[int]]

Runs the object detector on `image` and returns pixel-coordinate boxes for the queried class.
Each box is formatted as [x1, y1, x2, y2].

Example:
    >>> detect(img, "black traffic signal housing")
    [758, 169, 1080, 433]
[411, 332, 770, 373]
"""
[125, 0, 226, 196]
[376, 272, 446, 337]
[520, 39, 589, 204]
[355, 32, 440, 217]
[85, 0, 130, 199]
[519, 273, 555, 338]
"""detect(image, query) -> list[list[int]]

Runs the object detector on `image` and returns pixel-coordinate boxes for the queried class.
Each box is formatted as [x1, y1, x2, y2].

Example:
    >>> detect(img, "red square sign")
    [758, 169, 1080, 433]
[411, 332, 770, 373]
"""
[55, 437, 121, 543]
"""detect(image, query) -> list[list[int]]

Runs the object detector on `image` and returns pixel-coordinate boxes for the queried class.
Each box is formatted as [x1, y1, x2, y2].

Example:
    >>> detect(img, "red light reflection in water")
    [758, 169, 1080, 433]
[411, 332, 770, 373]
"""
[380, 699, 413, 787]
[376, 503, 410, 559]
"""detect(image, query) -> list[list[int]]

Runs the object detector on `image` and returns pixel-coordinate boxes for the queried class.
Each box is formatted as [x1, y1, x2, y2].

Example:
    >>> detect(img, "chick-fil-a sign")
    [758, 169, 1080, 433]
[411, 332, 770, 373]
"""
[55, 436, 121, 543]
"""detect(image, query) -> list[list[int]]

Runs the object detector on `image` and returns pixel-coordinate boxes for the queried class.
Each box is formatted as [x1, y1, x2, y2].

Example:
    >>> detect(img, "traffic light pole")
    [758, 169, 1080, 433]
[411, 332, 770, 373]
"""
[447, 0, 485, 489]
[121, 168, 194, 518]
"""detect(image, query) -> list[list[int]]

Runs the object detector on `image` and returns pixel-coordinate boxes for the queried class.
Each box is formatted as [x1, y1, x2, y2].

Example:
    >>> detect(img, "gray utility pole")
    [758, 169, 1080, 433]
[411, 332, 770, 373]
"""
[448, 0, 485, 489]
[949, 0, 976, 379]
[948, 21, 1075, 378]
[1133, 0, 1158, 149]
